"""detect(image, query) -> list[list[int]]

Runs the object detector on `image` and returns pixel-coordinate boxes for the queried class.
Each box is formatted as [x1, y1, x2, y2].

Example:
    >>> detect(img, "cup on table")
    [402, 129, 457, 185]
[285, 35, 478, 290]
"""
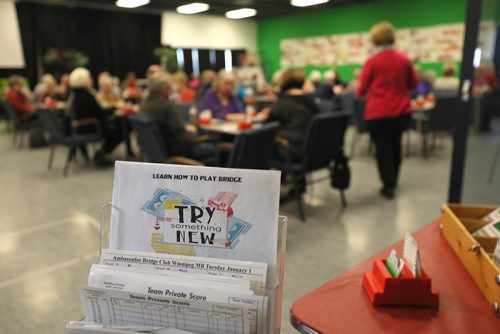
[198, 110, 213, 125]
[121, 103, 135, 116]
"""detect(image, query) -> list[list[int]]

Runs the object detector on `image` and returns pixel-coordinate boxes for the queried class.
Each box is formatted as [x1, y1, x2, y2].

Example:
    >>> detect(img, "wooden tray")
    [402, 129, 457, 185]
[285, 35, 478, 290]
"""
[441, 203, 500, 317]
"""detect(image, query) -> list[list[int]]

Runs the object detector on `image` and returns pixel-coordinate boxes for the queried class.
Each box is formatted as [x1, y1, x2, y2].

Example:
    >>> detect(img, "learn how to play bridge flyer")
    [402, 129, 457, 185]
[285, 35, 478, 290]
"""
[110, 161, 281, 286]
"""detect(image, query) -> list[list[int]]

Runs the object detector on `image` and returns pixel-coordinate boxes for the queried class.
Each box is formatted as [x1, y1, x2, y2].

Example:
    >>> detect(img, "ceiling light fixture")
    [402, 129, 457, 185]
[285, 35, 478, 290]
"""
[225, 8, 257, 19]
[116, 0, 150, 9]
[176, 2, 210, 14]
[291, 0, 329, 7]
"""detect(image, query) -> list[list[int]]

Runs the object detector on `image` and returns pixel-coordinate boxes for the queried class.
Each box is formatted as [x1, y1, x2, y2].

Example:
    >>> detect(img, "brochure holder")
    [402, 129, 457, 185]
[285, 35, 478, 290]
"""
[362, 259, 439, 309]
[91, 202, 288, 334]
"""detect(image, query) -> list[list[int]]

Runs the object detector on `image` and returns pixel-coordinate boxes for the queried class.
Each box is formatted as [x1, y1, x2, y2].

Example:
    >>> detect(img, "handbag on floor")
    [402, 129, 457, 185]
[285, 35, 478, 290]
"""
[330, 151, 350, 190]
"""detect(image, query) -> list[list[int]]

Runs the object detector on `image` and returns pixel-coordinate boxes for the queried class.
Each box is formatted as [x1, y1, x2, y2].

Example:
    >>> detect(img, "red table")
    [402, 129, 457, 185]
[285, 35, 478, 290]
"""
[290, 221, 500, 333]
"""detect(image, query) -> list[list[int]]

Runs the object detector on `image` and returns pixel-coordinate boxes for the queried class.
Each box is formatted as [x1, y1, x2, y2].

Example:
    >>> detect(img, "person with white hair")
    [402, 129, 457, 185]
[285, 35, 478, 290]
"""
[309, 70, 322, 87]
[319, 69, 346, 99]
[201, 70, 244, 121]
[96, 75, 123, 109]
[68, 67, 124, 165]
[140, 74, 214, 161]
[33, 73, 57, 102]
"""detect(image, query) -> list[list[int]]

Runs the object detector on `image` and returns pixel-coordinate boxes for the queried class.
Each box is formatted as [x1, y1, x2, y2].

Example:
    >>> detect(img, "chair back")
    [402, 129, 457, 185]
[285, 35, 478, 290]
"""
[428, 96, 460, 132]
[129, 114, 168, 163]
[3, 101, 22, 129]
[353, 99, 367, 133]
[339, 92, 355, 114]
[37, 108, 66, 143]
[227, 122, 280, 169]
[433, 89, 459, 99]
[301, 113, 349, 172]
[317, 99, 334, 113]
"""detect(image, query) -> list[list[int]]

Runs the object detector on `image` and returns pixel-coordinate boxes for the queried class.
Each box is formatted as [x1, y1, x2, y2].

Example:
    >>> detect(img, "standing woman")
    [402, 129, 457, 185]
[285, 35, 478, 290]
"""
[357, 22, 418, 198]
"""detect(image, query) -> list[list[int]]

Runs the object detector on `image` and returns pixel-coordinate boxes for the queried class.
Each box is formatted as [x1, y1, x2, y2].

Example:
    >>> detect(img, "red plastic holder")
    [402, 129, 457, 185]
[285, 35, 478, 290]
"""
[362, 259, 439, 309]
[237, 122, 252, 130]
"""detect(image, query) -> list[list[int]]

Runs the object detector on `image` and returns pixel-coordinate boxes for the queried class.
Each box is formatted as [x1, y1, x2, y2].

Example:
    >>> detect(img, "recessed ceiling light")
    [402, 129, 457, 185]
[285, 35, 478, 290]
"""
[291, 0, 329, 7]
[176, 2, 210, 14]
[116, 0, 150, 9]
[225, 8, 257, 19]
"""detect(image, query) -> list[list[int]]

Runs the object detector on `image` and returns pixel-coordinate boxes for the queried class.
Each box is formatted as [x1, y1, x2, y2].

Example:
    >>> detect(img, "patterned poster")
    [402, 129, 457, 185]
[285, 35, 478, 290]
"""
[280, 23, 465, 67]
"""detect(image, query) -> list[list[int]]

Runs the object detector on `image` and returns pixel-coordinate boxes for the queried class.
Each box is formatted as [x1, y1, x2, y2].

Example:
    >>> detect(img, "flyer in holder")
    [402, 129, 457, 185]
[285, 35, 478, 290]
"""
[110, 161, 281, 286]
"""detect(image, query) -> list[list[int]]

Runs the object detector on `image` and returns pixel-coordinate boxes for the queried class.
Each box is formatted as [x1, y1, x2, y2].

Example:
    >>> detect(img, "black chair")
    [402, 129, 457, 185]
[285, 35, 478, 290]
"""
[0, 100, 11, 132]
[317, 99, 334, 113]
[270, 113, 349, 221]
[421, 96, 459, 157]
[128, 114, 203, 166]
[339, 92, 355, 114]
[433, 89, 459, 99]
[4, 101, 40, 147]
[225, 122, 280, 169]
[37, 108, 102, 176]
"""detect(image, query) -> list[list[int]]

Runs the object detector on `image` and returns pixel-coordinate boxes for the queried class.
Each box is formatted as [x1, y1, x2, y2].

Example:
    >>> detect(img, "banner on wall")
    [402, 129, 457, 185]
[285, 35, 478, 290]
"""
[280, 23, 464, 67]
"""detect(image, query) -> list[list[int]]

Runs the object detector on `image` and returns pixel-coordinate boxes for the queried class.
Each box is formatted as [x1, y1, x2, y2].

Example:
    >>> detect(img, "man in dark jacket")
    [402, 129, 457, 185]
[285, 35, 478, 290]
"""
[140, 74, 213, 161]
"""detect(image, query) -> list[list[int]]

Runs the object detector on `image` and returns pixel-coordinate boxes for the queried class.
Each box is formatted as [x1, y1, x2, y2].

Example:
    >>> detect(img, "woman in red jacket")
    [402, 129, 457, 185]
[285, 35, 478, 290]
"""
[357, 22, 418, 199]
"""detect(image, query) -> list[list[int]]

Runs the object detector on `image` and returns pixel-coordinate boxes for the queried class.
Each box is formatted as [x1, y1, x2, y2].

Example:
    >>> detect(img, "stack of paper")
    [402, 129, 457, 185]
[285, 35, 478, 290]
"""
[473, 207, 500, 238]
[74, 162, 285, 334]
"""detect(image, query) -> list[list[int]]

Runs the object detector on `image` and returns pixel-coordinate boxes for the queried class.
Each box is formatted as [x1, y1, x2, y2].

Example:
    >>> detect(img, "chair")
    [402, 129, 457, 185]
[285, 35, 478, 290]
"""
[128, 114, 203, 166]
[270, 113, 349, 221]
[339, 92, 355, 114]
[421, 96, 459, 158]
[4, 101, 40, 147]
[225, 122, 280, 169]
[0, 100, 11, 132]
[317, 99, 334, 113]
[433, 89, 459, 98]
[37, 108, 102, 176]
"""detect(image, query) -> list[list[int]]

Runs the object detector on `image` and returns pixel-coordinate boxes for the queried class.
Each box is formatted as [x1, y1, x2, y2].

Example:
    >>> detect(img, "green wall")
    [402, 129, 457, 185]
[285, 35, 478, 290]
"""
[257, 0, 467, 82]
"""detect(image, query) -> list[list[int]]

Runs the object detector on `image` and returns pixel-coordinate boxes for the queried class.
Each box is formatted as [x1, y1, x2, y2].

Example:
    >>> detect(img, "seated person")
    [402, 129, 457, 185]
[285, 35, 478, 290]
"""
[140, 74, 214, 161]
[307, 70, 323, 97]
[122, 72, 143, 102]
[40, 78, 61, 108]
[68, 67, 124, 165]
[201, 70, 244, 121]
[414, 70, 436, 97]
[347, 68, 362, 93]
[57, 74, 71, 101]
[196, 69, 216, 102]
[33, 73, 56, 103]
[96, 75, 123, 109]
[260, 69, 319, 161]
[434, 63, 460, 93]
[173, 71, 196, 103]
[5, 75, 35, 119]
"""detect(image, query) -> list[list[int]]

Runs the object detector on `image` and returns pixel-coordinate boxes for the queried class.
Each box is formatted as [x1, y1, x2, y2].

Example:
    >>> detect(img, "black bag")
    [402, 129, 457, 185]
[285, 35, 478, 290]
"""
[330, 153, 350, 190]
[29, 129, 48, 148]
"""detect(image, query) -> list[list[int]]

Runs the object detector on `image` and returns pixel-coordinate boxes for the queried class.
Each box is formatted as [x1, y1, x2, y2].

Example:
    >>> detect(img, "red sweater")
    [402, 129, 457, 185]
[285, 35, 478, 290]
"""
[357, 49, 417, 120]
[5, 90, 34, 115]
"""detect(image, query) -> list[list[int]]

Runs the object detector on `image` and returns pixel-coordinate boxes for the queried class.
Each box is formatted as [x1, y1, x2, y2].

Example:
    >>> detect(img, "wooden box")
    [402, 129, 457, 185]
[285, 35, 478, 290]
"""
[441, 203, 500, 317]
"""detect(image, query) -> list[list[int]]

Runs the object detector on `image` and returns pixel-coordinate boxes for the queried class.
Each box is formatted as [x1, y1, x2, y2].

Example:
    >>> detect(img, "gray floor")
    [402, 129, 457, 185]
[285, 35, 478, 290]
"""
[0, 122, 496, 334]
